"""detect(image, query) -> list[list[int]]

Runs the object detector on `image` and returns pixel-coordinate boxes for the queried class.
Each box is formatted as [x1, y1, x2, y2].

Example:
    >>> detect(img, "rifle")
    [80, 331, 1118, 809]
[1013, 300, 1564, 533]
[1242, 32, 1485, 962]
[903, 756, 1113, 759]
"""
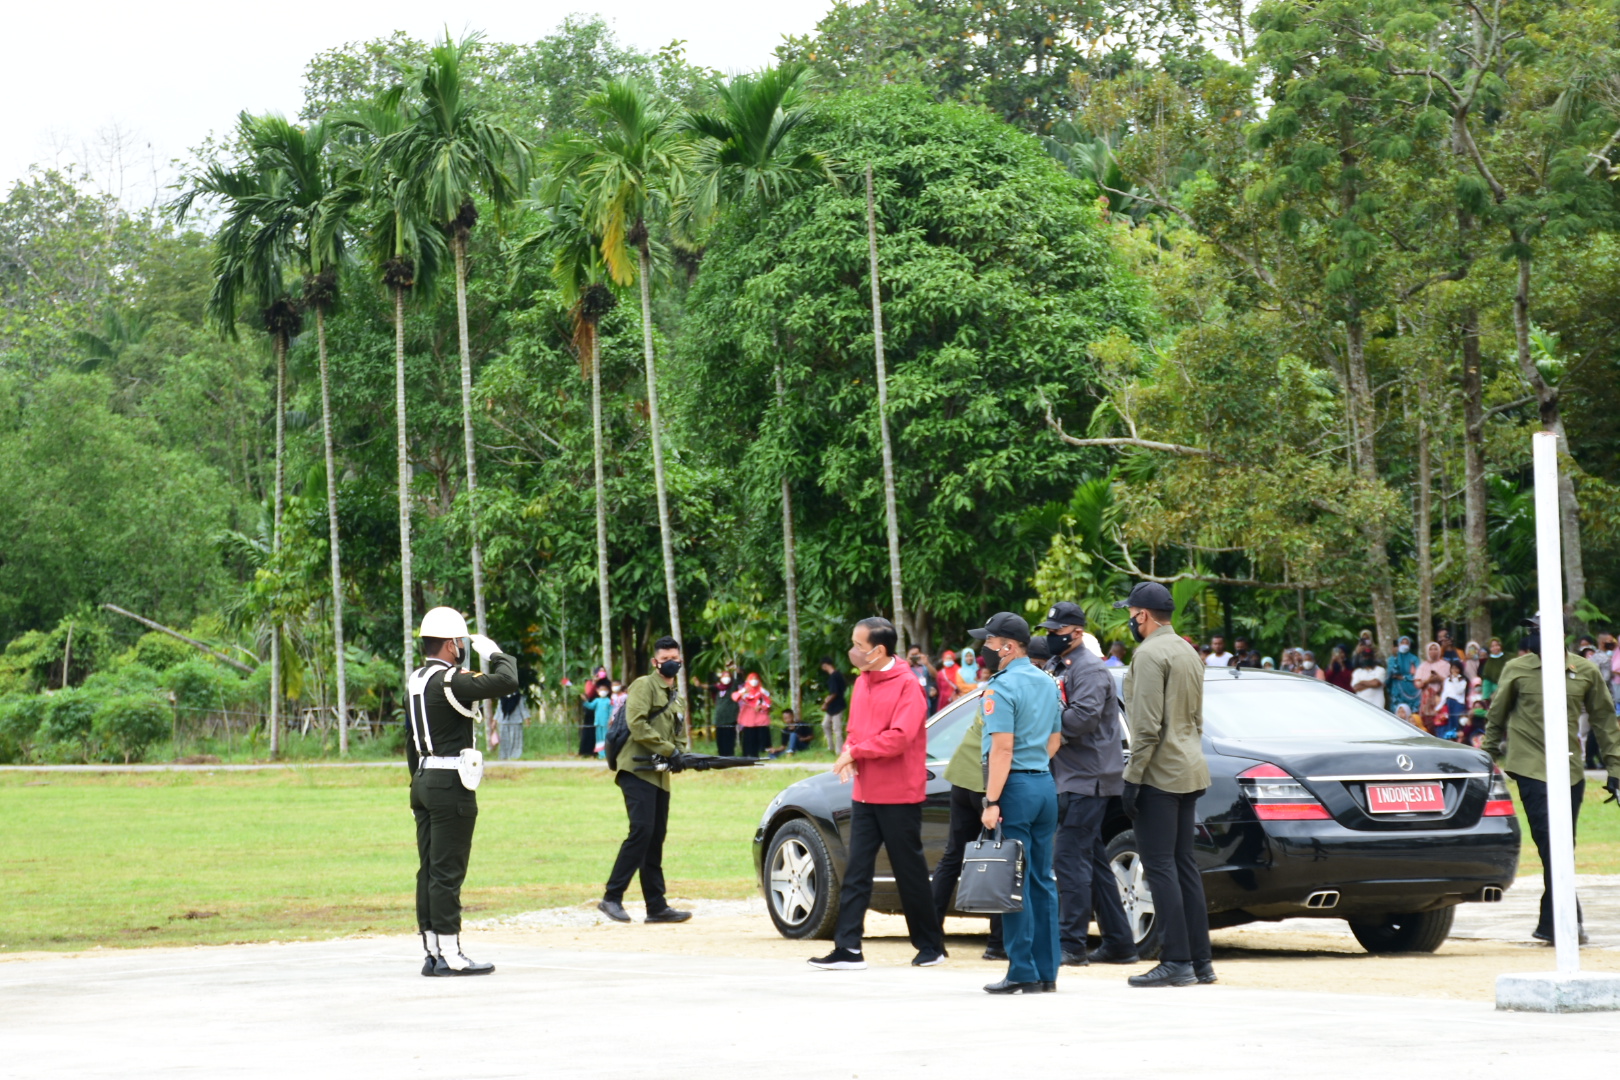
[633, 753, 764, 773]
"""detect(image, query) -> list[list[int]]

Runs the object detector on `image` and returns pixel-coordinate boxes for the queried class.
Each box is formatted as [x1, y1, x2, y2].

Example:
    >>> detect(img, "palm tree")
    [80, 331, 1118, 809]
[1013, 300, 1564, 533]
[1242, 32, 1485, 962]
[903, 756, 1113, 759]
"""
[172, 129, 303, 755]
[523, 184, 619, 681]
[344, 91, 446, 691]
[241, 114, 365, 755]
[382, 32, 532, 642]
[680, 62, 830, 720]
[546, 78, 694, 690]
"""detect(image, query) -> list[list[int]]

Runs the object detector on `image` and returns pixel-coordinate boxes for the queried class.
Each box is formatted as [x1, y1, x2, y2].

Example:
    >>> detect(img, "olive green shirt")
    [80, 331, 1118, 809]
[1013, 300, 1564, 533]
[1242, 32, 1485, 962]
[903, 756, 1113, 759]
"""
[1484, 652, 1620, 785]
[943, 715, 986, 792]
[1121, 625, 1210, 793]
[620, 674, 683, 792]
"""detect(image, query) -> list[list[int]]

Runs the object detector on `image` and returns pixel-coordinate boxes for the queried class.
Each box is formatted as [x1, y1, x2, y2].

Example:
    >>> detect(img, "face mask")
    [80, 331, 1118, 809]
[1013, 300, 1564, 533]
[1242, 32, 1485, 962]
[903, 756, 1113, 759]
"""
[848, 643, 879, 670]
[1128, 615, 1145, 643]
[720, 676, 731, 685]
[979, 645, 1003, 675]
[658, 659, 681, 679]
[1046, 632, 1071, 654]
[1303, 661, 1316, 671]
[1397, 642, 1410, 653]
[747, 678, 759, 687]
[597, 690, 608, 698]
[1490, 649, 1501, 657]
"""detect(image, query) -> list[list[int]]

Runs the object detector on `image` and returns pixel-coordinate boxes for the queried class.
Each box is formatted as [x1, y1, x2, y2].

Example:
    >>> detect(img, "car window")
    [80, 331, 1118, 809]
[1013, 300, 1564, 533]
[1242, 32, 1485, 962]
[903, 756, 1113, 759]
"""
[1202, 679, 1420, 739]
[925, 690, 982, 762]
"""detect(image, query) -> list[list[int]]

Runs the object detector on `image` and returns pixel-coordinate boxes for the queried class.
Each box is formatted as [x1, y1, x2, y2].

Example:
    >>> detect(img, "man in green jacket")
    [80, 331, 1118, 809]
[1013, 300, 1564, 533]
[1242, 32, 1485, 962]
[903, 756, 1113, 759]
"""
[599, 636, 693, 925]
[1116, 581, 1212, 988]
[1484, 623, 1620, 944]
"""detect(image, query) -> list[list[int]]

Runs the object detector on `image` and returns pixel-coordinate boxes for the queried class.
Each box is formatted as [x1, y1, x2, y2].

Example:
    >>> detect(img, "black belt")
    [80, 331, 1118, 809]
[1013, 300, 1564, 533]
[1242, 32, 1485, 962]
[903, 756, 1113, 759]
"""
[1010, 769, 1047, 774]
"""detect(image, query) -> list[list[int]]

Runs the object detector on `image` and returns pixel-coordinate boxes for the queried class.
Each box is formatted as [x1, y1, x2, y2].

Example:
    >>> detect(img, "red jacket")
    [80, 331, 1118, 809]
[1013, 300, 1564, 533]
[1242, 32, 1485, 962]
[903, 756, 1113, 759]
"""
[845, 659, 929, 804]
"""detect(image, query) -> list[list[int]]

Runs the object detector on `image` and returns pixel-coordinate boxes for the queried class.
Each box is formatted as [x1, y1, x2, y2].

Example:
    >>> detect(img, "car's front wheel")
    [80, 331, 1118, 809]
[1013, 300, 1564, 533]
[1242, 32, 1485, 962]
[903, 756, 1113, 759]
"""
[764, 819, 839, 940]
[1347, 907, 1455, 953]
[1105, 830, 1162, 960]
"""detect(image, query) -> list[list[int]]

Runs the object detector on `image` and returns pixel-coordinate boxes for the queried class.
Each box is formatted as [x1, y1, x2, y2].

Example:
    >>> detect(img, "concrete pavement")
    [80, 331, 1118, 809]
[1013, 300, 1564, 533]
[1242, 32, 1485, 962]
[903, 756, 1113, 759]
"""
[3, 934, 1616, 1078]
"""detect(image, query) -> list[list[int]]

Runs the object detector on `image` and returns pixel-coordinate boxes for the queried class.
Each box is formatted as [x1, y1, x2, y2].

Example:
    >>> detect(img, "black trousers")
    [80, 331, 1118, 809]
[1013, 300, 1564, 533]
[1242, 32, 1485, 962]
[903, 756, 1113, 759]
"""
[411, 771, 477, 934]
[716, 724, 737, 757]
[1135, 786, 1210, 963]
[740, 726, 771, 758]
[604, 770, 671, 912]
[834, 801, 944, 954]
[930, 784, 1003, 948]
[1509, 773, 1585, 937]
[1055, 791, 1133, 953]
[578, 713, 596, 756]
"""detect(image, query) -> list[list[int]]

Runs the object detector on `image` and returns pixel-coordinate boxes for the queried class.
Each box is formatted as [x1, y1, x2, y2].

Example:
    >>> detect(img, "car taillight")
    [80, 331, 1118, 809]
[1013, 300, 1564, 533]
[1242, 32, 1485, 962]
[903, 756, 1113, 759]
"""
[1483, 766, 1515, 817]
[1238, 762, 1331, 820]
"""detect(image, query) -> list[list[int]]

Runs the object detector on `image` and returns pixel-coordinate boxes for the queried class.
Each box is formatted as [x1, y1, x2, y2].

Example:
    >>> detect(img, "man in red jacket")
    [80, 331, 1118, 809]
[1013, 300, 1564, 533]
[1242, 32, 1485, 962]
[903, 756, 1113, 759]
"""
[809, 616, 946, 970]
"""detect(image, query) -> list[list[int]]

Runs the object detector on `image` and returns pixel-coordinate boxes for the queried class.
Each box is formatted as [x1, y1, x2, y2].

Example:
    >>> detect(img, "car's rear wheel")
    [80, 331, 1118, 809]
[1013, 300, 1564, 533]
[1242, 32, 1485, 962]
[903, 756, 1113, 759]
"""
[1347, 907, 1455, 953]
[765, 819, 838, 940]
[1105, 830, 1162, 960]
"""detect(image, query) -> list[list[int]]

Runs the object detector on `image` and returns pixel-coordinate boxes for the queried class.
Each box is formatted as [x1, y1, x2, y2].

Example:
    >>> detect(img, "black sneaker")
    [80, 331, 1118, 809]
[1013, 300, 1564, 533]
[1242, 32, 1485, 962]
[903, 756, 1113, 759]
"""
[982, 945, 1008, 961]
[1193, 960, 1217, 984]
[1087, 941, 1140, 965]
[1061, 950, 1089, 967]
[597, 899, 632, 923]
[1041, 980, 1058, 992]
[645, 907, 692, 923]
[912, 949, 947, 967]
[1128, 961, 1196, 988]
[809, 948, 867, 970]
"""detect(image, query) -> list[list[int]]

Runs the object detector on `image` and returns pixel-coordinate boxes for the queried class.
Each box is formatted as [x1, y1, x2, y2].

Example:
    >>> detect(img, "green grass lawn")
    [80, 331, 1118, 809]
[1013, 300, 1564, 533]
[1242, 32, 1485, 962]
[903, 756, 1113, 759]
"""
[0, 766, 811, 952]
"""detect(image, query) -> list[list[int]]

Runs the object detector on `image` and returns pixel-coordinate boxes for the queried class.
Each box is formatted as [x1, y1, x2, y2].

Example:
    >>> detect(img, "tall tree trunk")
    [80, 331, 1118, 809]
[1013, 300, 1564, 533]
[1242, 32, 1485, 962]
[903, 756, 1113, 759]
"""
[315, 306, 349, 756]
[395, 286, 415, 693]
[1511, 246, 1585, 630]
[865, 165, 907, 653]
[1344, 315, 1400, 653]
[270, 331, 285, 757]
[591, 325, 613, 681]
[638, 241, 685, 742]
[452, 235, 488, 637]
[776, 364, 802, 722]
[1416, 378, 1434, 644]
[1458, 307, 1493, 645]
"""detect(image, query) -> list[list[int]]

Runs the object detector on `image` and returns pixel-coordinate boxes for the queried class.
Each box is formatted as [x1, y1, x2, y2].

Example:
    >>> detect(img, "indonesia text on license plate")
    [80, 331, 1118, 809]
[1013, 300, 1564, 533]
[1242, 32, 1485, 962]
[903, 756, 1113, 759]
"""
[1366, 782, 1444, 813]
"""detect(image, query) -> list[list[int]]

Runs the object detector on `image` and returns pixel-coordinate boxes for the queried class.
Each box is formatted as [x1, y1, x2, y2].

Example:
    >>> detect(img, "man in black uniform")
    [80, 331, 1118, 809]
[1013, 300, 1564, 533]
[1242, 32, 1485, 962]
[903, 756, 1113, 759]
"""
[1040, 601, 1137, 967]
[407, 606, 519, 977]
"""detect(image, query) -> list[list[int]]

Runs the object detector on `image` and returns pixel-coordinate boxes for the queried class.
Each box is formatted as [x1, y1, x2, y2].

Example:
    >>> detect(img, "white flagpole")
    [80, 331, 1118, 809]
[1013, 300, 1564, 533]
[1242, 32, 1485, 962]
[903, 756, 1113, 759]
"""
[1532, 430, 1579, 973]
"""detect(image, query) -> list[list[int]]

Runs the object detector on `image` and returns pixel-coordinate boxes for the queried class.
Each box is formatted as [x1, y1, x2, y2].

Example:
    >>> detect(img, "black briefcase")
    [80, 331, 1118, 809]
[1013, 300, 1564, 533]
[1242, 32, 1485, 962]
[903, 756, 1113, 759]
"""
[954, 825, 1025, 914]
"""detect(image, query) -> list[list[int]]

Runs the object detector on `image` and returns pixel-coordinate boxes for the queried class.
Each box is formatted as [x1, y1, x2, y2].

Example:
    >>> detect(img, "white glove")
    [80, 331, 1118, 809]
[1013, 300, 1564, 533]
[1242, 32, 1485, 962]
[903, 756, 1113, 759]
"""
[469, 634, 501, 662]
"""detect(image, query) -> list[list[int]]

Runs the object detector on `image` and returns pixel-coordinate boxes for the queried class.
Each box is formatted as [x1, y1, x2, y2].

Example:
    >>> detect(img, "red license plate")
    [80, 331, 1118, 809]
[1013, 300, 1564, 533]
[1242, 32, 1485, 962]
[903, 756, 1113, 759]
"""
[1366, 782, 1445, 813]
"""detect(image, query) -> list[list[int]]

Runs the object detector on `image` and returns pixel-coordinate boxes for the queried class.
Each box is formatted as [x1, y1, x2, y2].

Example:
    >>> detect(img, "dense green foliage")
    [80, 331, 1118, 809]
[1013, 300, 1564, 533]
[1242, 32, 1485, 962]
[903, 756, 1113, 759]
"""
[4, 4, 1620, 761]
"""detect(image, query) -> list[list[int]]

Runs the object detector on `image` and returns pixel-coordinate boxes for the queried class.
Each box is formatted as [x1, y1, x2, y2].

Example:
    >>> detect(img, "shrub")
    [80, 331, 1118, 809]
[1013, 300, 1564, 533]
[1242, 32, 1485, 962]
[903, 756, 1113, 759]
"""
[0, 694, 47, 762]
[83, 664, 164, 699]
[165, 657, 233, 711]
[40, 687, 102, 758]
[127, 632, 195, 672]
[92, 696, 171, 763]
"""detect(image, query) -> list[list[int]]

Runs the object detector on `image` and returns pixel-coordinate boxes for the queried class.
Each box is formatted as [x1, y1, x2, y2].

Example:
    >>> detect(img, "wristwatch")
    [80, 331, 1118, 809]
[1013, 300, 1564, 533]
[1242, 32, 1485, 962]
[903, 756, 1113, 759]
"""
[982, 797, 1000, 810]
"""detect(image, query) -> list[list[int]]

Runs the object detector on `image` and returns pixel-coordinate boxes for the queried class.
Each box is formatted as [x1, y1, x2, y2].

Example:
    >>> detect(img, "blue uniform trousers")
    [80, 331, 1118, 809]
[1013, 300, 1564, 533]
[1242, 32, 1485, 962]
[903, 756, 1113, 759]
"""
[998, 771, 1060, 983]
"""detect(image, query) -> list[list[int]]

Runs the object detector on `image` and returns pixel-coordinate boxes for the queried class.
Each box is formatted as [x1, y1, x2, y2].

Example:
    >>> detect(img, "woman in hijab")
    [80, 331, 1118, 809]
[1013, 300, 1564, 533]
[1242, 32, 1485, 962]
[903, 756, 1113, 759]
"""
[734, 672, 774, 758]
[496, 689, 529, 760]
[957, 647, 980, 691]
[1325, 645, 1354, 692]
[1415, 642, 1450, 732]
[586, 676, 615, 757]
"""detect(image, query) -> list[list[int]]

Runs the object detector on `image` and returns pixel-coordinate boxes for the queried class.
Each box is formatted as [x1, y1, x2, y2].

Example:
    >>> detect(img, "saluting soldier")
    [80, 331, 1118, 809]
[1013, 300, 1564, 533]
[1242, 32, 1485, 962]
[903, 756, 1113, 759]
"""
[408, 606, 519, 976]
[1484, 616, 1620, 945]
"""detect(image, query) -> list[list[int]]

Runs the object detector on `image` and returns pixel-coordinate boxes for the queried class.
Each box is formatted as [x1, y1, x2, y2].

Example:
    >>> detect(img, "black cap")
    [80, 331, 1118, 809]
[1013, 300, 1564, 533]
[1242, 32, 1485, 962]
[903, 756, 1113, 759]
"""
[968, 611, 1032, 646]
[1026, 636, 1052, 662]
[1113, 581, 1175, 612]
[1520, 612, 1541, 629]
[1039, 601, 1087, 630]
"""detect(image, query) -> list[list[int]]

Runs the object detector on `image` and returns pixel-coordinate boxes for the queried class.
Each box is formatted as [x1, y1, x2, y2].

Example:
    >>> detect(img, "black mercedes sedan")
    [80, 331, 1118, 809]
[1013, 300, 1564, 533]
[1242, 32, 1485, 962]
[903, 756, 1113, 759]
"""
[752, 667, 1520, 955]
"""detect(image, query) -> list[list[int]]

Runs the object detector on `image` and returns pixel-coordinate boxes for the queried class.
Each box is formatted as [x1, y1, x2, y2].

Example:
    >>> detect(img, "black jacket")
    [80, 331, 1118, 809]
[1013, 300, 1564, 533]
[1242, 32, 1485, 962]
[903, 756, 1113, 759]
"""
[1045, 647, 1124, 797]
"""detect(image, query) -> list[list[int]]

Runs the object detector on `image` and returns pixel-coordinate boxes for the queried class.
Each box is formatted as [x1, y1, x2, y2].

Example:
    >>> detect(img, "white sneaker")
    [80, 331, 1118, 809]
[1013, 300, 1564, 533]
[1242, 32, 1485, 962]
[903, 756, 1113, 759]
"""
[808, 947, 867, 970]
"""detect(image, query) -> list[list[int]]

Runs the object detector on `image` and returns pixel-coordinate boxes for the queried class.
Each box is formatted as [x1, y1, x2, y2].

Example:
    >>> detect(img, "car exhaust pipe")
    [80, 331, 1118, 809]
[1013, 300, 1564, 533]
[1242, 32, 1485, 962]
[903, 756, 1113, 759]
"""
[1478, 885, 1504, 903]
[1304, 890, 1340, 909]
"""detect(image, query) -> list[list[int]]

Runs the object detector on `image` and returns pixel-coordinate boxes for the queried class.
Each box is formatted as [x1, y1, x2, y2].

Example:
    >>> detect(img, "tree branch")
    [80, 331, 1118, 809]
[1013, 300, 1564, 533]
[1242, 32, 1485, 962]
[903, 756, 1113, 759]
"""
[1040, 391, 1215, 458]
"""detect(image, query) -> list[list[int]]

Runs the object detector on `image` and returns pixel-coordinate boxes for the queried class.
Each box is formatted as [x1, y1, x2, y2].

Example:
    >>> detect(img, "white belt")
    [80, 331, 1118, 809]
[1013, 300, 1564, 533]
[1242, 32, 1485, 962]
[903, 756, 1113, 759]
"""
[421, 756, 462, 770]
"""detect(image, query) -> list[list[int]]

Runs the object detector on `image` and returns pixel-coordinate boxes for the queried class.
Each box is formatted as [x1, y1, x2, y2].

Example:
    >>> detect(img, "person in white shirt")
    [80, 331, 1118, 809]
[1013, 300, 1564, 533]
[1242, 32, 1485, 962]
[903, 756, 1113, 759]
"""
[1352, 650, 1385, 709]
[1205, 635, 1234, 668]
[1439, 660, 1468, 740]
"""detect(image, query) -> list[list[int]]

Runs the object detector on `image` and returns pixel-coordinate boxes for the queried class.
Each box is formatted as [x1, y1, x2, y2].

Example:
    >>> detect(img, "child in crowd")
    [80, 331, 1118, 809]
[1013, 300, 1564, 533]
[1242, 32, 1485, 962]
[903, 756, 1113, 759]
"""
[1439, 660, 1468, 740]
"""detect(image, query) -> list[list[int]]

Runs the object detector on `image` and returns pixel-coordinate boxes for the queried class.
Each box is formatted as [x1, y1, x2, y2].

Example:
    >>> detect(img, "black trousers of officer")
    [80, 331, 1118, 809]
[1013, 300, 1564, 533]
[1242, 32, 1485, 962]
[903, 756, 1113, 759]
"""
[1509, 773, 1586, 937]
[716, 723, 737, 757]
[835, 801, 944, 955]
[411, 770, 477, 934]
[605, 770, 672, 913]
[1135, 786, 1210, 964]
[1055, 791, 1133, 953]
[930, 784, 1003, 948]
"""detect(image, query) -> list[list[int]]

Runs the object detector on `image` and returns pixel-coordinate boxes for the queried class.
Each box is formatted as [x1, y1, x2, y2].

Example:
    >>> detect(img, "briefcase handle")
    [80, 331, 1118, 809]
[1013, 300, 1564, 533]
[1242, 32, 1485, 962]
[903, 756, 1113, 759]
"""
[974, 823, 1006, 846]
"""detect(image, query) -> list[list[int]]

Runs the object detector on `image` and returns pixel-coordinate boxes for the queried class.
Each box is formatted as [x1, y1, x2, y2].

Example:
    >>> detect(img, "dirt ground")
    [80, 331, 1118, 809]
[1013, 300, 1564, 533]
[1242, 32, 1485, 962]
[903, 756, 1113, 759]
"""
[470, 907, 1620, 1002]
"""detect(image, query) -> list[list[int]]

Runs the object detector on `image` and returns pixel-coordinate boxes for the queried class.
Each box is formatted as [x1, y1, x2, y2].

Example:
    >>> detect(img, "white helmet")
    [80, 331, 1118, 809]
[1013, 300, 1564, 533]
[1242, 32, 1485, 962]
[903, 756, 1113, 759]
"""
[418, 606, 470, 640]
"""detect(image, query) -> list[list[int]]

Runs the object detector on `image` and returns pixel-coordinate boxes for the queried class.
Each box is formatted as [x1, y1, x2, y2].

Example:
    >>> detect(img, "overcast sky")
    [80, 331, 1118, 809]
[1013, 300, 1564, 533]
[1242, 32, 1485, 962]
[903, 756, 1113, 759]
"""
[6, 1, 834, 209]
